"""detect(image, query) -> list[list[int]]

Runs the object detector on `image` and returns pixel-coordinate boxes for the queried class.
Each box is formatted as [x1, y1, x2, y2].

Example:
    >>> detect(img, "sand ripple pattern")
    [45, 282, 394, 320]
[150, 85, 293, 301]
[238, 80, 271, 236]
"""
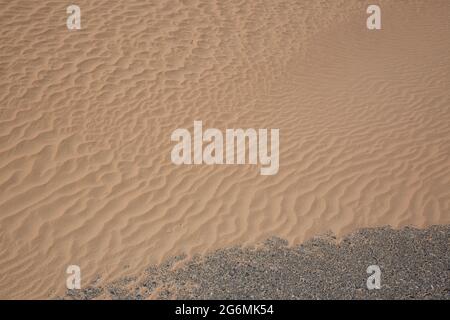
[0, 0, 449, 298]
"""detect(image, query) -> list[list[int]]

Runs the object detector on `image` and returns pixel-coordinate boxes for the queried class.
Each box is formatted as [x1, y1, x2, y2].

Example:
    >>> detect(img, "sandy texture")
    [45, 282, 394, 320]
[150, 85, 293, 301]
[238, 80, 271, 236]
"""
[65, 225, 450, 300]
[0, 0, 449, 299]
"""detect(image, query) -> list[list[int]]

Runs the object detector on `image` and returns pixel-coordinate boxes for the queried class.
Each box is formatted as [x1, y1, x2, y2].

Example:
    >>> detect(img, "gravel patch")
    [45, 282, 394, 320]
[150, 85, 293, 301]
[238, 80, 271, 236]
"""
[65, 225, 450, 300]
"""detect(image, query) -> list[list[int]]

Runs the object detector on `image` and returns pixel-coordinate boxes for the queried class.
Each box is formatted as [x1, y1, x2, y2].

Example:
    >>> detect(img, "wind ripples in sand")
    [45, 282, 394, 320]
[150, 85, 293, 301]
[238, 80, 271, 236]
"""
[0, 0, 449, 298]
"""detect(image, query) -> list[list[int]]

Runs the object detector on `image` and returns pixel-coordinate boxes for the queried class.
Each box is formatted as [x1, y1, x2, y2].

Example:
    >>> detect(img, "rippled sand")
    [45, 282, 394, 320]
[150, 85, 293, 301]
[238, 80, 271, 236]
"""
[0, 0, 449, 299]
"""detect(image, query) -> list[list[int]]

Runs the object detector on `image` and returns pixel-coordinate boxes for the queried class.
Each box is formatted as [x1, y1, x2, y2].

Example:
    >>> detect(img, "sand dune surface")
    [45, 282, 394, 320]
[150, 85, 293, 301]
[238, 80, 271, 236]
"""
[0, 0, 449, 299]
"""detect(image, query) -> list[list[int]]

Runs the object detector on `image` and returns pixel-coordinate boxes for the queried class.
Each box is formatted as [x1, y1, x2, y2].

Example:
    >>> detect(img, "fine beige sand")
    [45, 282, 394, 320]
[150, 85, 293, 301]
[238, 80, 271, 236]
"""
[0, 0, 449, 299]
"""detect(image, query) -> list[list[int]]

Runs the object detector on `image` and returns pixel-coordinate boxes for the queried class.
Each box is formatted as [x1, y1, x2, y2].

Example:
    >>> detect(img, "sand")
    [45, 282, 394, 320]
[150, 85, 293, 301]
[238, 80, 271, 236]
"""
[0, 0, 449, 299]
